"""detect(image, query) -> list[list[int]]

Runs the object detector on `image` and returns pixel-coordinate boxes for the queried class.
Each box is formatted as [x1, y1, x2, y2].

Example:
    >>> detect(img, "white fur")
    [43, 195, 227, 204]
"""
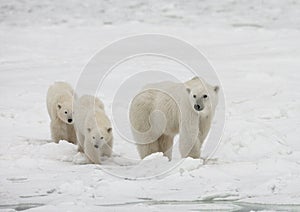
[129, 77, 219, 160]
[74, 95, 113, 164]
[46, 82, 77, 144]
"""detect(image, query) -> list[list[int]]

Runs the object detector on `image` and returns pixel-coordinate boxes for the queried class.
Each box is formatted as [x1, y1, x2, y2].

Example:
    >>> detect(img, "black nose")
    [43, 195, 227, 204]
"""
[94, 144, 99, 148]
[68, 119, 72, 123]
[194, 104, 202, 111]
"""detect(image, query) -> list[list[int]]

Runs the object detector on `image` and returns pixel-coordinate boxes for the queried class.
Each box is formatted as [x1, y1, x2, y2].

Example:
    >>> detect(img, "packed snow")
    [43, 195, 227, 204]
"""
[0, 0, 300, 211]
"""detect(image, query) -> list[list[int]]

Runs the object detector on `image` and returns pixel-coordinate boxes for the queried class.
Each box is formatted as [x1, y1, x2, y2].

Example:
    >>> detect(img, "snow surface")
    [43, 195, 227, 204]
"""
[0, 0, 300, 211]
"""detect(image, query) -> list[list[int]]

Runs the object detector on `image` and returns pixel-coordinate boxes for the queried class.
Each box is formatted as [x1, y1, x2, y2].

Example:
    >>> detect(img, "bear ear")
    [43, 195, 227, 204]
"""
[107, 127, 112, 133]
[191, 76, 199, 80]
[186, 88, 191, 94]
[57, 103, 62, 109]
[87, 128, 91, 133]
[214, 86, 220, 93]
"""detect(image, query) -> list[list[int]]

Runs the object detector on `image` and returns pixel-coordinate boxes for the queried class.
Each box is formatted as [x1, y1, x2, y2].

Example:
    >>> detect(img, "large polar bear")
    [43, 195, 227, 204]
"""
[47, 82, 77, 144]
[129, 77, 219, 160]
[74, 95, 113, 164]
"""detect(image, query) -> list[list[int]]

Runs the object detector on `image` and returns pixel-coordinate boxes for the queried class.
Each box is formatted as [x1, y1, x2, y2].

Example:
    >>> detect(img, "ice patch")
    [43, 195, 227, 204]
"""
[35, 140, 77, 162]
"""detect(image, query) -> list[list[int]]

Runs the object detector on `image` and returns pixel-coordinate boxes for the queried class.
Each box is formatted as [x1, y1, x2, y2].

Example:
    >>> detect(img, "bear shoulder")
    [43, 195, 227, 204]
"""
[142, 81, 187, 102]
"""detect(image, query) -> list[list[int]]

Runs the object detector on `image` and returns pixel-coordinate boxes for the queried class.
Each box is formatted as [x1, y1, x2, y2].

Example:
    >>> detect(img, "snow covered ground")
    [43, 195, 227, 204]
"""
[0, 0, 300, 211]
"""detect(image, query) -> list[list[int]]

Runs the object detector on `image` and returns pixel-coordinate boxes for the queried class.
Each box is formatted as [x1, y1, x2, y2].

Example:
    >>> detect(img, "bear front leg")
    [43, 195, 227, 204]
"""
[50, 120, 61, 143]
[187, 132, 206, 159]
[67, 125, 77, 144]
[77, 143, 84, 153]
[178, 120, 200, 158]
[84, 138, 101, 164]
[101, 138, 113, 157]
[136, 140, 160, 159]
[185, 137, 201, 159]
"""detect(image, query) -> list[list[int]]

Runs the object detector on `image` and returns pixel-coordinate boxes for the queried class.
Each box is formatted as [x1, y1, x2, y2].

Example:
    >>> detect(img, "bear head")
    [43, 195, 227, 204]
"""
[85, 114, 112, 149]
[57, 100, 74, 124]
[185, 76, 219, 114]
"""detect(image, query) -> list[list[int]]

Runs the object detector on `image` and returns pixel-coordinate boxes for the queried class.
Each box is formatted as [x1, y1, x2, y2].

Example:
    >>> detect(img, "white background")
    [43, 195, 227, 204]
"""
[0, 0, 300, 211]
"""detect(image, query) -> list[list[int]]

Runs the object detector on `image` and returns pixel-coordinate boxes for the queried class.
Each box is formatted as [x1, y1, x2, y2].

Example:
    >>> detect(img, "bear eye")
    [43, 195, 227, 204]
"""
[193, 94, 196, 98]
[203, 94, 208, 99]
[92, 136, 95, 139]
[64, 111, 68, 114]
[100, 137, 104, 139]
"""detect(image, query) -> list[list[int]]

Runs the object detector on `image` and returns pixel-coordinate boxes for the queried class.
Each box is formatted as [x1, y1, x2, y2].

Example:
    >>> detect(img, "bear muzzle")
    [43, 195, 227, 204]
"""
[93, 138, 106, 149]
[194, 104, 204, 111]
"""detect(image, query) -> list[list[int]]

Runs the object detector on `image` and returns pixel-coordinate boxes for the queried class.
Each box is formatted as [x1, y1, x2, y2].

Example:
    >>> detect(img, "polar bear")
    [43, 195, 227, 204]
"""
[129, 77, 219, 160]
[47, 82, 77, 144]
[74, 95, 113, 164]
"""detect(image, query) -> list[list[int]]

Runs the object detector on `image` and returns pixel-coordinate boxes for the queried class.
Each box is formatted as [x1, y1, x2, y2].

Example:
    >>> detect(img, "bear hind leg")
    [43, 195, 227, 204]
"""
[136, 140, 160, 159]
[158, 134, 174, 160]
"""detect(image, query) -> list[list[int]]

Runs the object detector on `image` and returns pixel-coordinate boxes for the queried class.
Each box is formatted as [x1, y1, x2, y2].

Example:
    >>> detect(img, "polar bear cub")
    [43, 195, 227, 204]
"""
[47, 82, 77, 144]
[74, 95, 113, 164]
[129, 77, 219, 160]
